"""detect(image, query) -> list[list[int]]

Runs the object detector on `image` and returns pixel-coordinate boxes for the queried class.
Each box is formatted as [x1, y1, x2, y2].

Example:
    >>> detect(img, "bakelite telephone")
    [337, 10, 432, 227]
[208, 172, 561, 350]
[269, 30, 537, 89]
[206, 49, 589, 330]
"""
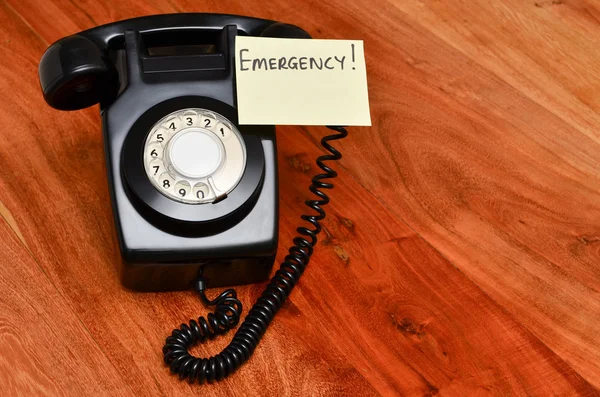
[38, 14, 348, 383]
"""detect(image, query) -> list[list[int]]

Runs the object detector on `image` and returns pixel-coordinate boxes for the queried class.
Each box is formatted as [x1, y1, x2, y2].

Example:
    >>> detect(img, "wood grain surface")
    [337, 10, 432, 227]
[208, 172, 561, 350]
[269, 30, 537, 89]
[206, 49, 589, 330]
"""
[0, 0, 599, 396]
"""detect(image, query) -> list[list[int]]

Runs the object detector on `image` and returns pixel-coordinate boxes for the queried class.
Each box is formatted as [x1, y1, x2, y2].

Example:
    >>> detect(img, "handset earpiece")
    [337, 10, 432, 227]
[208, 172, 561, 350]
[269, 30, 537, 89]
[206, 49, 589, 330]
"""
[38, 35, 118, 111]
[259, 23, 312, 39]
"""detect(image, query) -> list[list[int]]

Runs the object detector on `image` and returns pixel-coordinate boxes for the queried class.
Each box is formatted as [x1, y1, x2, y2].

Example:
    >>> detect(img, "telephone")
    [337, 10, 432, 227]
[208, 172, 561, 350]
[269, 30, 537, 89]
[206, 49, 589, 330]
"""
[38, 13, 348, 384]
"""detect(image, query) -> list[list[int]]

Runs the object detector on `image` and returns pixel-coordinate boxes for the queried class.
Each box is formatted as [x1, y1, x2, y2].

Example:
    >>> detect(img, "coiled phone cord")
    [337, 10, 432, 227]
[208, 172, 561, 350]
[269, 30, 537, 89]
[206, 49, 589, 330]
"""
[162, 126, 348, 383]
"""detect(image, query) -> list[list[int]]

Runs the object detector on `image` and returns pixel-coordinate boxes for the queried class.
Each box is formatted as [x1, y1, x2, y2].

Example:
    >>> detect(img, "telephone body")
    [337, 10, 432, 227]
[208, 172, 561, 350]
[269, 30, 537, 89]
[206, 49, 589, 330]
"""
[39, 14, 348, 384]
[39, 14, 312, 291]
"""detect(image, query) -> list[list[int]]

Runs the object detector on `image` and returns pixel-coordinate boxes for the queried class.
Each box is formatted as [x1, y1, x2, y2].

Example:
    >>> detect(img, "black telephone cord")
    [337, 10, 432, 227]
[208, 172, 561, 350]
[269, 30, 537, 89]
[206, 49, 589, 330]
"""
[162, 126, 348, 383]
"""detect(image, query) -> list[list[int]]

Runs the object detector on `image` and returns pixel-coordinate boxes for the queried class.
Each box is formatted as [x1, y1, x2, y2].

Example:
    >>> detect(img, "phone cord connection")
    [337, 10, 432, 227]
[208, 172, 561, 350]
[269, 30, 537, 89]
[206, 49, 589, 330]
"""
[162, 126, 348, 383]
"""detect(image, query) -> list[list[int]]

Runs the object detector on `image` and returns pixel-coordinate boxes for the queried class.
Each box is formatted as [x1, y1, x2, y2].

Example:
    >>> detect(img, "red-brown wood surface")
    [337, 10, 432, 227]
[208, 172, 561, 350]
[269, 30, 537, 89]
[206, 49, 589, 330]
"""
[0, 1, 599, 396]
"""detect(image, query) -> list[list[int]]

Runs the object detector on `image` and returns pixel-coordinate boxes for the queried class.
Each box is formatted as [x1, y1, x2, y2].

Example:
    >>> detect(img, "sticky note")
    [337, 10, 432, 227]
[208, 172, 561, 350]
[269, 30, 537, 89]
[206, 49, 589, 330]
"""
[235, 36, 371, 126]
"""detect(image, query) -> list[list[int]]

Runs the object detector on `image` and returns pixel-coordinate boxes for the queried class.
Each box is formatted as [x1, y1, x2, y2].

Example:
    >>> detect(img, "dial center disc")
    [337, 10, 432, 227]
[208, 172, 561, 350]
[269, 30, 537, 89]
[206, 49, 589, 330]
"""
[168, 129, 223, 178]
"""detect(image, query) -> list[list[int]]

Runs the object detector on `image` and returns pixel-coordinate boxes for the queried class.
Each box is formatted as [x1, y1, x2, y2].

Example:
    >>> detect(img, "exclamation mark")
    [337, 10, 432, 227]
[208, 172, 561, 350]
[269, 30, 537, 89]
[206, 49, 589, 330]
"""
[351, 43, 356, 70]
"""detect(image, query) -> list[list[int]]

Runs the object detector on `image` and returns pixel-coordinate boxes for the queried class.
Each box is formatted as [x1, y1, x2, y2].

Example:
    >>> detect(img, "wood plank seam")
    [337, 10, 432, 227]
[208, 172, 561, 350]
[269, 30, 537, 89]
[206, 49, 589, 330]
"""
[163, 0, 184, 13]
[387, 2, 597, 142]
[65, 0, 98, 26]
[296, 125, 597, 387]
[0, 213, 139, 395]
[3, 1, 48, 46]
[0, 29, 137, 377]
[296, 6, 600, 382]
[0, 200, 29, 250]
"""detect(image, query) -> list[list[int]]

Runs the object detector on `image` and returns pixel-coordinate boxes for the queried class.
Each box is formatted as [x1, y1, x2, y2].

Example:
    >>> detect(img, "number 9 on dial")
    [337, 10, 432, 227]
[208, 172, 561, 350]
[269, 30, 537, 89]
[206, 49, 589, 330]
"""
[175, 181, 191, 197]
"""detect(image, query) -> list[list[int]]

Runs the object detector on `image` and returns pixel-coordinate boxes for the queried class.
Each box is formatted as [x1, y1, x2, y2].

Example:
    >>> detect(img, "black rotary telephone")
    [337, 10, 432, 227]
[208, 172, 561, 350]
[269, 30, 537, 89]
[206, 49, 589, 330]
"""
[38, 13, 348, 384]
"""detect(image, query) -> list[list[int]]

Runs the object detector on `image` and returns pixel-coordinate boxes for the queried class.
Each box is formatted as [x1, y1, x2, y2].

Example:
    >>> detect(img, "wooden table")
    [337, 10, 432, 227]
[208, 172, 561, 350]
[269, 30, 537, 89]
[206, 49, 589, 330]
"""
[0, 1, 598, 396]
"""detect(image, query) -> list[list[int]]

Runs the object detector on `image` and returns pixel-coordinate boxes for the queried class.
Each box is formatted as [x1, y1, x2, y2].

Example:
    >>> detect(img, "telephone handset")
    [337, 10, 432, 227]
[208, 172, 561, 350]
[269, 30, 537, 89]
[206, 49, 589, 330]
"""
[39, 14, 348, 384]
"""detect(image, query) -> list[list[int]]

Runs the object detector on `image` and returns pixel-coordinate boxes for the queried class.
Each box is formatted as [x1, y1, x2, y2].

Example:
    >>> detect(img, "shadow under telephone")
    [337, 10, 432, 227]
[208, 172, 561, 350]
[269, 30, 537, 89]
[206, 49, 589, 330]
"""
[39, 13, 349, 384]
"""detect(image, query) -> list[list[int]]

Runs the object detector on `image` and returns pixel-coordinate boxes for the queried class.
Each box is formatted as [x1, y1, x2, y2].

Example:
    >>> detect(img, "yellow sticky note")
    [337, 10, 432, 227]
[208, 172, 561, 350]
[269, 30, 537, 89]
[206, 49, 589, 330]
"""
[235, 36, 371, 126]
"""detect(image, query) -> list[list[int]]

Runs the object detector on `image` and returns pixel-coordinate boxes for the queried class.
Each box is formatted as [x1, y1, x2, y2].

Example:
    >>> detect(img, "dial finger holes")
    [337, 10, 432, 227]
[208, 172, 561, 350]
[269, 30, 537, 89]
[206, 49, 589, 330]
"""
[151, 128, 169, 144]
[182, 111, 198, 127]
[175, 181, 191, 198]
[158, 172, 174, 191]
[162, 117, 181, 132]
[193, 183, 210, 200]
[200, 114, 216, 130]
[149, 159, 164, 177]
[215, 122, 233, 141]
[147, 142, 163, 159]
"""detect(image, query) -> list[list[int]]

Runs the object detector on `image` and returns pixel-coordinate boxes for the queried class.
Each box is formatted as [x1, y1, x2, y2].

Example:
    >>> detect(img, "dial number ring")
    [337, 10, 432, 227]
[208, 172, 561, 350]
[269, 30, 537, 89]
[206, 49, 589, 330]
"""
[142, 108, 247, 204]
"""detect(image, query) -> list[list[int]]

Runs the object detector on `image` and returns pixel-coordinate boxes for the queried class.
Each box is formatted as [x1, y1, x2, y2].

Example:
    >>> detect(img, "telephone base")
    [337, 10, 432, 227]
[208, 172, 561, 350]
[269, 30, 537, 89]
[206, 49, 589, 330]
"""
[119, 255, 275, 292]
